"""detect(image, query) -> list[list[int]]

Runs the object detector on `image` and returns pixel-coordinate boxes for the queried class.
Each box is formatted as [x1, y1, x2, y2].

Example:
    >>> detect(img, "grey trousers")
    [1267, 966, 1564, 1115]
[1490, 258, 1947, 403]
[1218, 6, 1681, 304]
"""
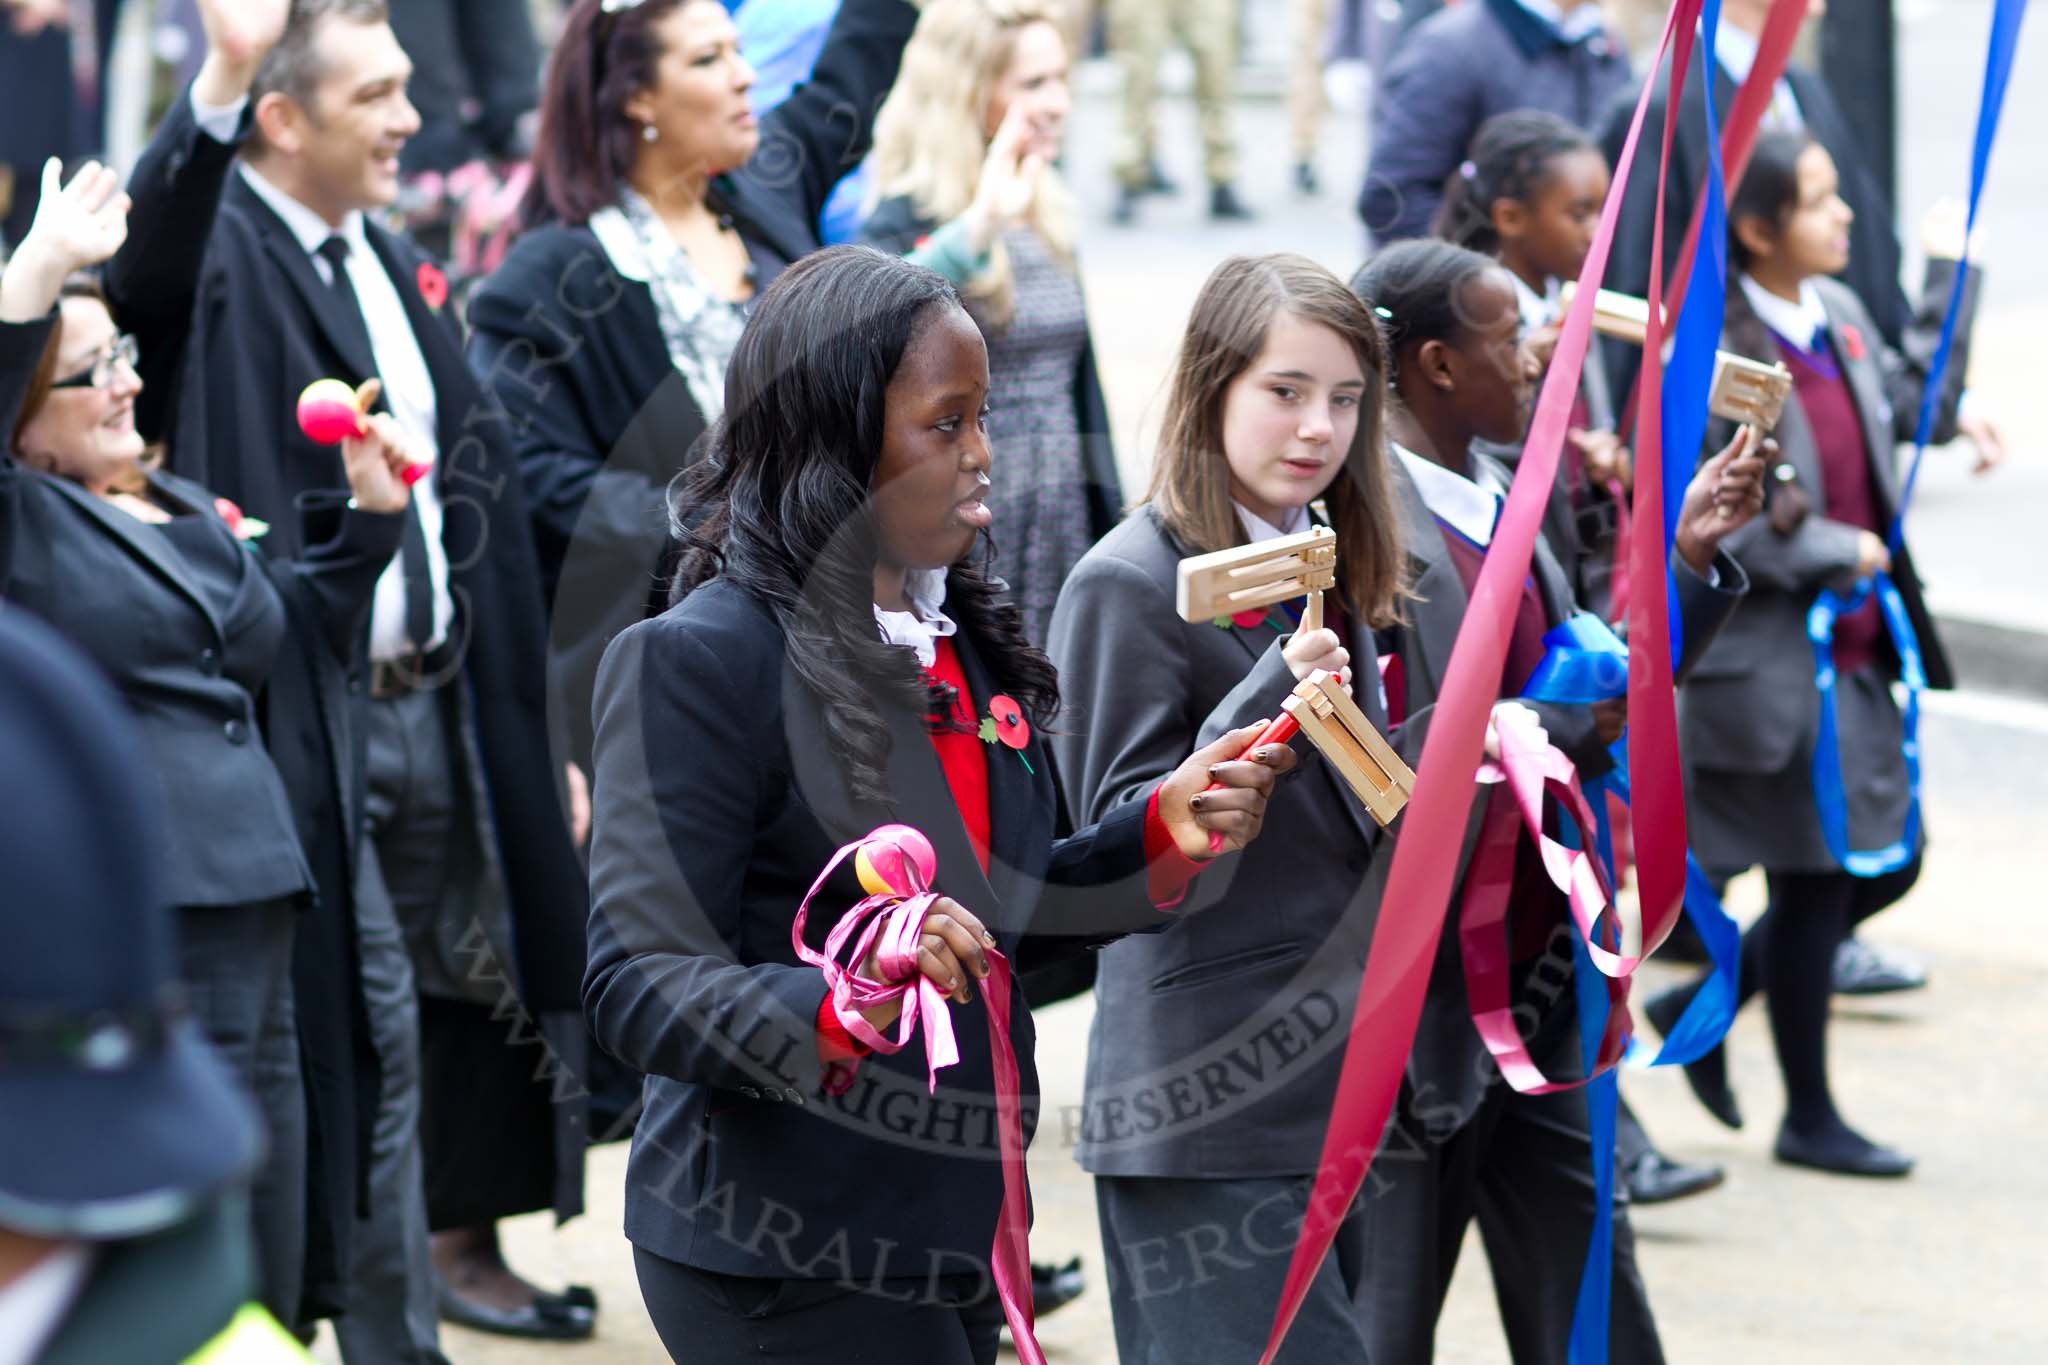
[331, 691, 453, 1365]
[176, 899, 305, 1329]
[1096, 1173, 1374, 1364]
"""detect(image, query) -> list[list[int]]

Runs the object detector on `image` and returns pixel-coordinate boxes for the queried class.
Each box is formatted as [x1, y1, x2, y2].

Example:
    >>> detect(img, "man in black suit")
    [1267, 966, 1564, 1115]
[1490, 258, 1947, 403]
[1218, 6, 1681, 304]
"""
[1597, 0, 1909, 397]
[106, 0, 591, 1352]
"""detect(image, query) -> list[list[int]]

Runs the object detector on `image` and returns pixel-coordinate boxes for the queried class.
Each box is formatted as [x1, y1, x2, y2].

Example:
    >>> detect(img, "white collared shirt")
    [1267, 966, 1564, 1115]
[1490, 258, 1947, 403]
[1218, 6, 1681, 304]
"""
[0, 1243, 93, 1365]
[195, 82, 456, 663]
[1232, 501, 1310, 544]
[1511, 272, 1561, 334]
[1394, 443, 1506, 548]
[1713, 22, 1803, 130]
[873, 568, 959, 670]
[1515, 0, 1610, 44]
[1739, 272, 1830, 351]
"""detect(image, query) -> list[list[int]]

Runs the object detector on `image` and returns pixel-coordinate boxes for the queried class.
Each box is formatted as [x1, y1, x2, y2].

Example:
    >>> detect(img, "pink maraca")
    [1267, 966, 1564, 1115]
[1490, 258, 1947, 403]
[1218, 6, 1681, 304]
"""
[297, 377, 433, 486]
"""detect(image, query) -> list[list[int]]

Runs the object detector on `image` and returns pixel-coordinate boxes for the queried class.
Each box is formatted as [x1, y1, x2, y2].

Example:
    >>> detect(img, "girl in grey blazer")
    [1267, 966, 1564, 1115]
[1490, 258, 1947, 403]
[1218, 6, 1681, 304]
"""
[1658, 131, 1998, 1180]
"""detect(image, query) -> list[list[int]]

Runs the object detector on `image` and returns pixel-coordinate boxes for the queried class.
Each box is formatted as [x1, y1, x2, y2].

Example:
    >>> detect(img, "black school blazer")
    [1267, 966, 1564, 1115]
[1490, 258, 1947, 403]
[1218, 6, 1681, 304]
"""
[584, 577, 1175, 1279]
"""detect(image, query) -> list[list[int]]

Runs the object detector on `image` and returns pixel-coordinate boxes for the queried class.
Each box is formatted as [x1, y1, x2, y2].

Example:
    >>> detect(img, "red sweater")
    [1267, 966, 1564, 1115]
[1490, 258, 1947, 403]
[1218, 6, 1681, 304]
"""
[816, 637, 1203, 1063]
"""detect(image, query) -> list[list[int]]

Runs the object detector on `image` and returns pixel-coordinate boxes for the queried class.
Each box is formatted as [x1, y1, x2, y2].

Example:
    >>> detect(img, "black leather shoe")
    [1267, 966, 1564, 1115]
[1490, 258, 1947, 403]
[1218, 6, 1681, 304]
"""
[1111, 185, 1142, 225]
[1833, 937, 1928, 995]
[1141, 159, 1179, 196]
[1209, 183, 1256, 221]
[439, 1284, 596, 1340]
[1294, 161, 1321, 195]
[1031, 1257, 1086, 1318]
[1774, 1125, 1914, 1178]
[1645, 985, 1744, 1131]
[1623, 1149, 1725, 1206]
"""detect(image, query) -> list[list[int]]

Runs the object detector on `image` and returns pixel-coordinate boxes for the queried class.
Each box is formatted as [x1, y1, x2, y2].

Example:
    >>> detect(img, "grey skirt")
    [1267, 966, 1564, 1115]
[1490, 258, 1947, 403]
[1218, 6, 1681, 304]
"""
[1685, 662, 1920, 875]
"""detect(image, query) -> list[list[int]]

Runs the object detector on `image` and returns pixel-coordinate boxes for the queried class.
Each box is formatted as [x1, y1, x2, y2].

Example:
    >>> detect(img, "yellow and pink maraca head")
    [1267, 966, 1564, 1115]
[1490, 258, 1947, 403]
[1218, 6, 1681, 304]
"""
[854, 824, 936, 898]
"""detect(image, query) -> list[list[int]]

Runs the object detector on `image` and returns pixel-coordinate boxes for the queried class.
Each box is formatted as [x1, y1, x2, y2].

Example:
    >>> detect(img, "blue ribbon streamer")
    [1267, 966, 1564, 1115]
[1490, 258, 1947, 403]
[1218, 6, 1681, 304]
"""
[1806, 574, 1926, 877]
[1812, 0, 2025, 878]
[1523, 614, 1742, 1365]
[1890, 0, 2030, 552]
[1651, 0, 1731, 674]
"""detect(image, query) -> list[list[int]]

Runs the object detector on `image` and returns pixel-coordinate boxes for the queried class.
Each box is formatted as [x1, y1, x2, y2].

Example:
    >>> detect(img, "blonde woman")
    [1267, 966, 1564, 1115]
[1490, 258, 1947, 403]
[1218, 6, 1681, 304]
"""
[863, 0, 1121, 645]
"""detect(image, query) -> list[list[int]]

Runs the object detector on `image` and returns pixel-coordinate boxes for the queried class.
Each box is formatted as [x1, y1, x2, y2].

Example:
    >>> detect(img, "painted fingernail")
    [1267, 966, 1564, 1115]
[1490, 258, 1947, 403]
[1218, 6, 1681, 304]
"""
[982, 930, 998, 949]
[1189, 793, 1206, 810]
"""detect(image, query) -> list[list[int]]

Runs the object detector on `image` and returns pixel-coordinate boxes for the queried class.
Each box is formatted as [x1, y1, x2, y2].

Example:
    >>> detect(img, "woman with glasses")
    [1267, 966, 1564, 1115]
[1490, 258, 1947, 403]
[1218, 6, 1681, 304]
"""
[466, 0, 921, 776]
[0, 162, 416, 1329]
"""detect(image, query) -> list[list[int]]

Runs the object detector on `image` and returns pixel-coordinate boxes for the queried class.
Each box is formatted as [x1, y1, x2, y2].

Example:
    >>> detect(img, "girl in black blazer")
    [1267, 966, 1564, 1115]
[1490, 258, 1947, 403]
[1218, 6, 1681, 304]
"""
[467, 0, 921, 772]
[583, 245, 1291, 1363]
[0, 167, 413, 1327]
[1658, 131, 1997, 1178]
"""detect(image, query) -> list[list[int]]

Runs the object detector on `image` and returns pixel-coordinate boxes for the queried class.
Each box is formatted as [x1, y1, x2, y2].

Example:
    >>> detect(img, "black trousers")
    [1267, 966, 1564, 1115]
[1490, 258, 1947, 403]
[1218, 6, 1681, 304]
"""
[1096, 1173, 1374, 1363]
[633, 1249, 1005, 1365]
[176, 898, 305, 1329]
[1357, 1080, 1666, 1365]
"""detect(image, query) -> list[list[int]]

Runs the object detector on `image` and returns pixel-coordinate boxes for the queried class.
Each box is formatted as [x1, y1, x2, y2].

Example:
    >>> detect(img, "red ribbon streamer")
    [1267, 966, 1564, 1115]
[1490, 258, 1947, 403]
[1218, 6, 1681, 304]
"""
[1255, 3, 1703, 1357]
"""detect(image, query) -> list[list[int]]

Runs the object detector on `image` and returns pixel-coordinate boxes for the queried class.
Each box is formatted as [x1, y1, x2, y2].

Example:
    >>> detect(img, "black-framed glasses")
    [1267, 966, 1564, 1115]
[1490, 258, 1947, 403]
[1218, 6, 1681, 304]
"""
[50, 332, 140, 391]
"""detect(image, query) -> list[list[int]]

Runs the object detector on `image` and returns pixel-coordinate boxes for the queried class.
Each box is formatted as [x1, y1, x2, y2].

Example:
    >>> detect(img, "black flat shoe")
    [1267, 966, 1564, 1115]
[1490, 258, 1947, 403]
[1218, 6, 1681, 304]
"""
[1646, 984, 1744, 1131]
[1623, 1149, 1726, 1206]
[1111, 185, 1142, 226]
[1141, 160, 1179, 196]
[1208, 183, 1256, 221]
[1774, 1125, 1914, 1178]
[438, 1284, 596, 1340]
[1031, 1257, 1086, 1318]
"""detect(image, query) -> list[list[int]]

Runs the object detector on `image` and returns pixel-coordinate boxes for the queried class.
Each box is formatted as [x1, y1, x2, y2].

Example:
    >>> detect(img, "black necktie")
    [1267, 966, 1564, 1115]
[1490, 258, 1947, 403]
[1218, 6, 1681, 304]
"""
[317, 235, 435, 655]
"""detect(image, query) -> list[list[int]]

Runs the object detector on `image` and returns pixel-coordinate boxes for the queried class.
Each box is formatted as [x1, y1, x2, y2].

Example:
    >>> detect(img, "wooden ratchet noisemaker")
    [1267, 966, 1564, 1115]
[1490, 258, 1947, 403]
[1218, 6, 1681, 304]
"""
[1175, 526, 1338, 632]
[1283, 669, 1415, 827]
[1559, 282, 1795, 433]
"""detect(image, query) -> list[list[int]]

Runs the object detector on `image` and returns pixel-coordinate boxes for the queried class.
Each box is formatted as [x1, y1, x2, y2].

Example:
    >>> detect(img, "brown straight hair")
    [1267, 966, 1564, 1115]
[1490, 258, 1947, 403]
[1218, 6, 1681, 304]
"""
[1145, 253, 1407, 627]
[10, 278, 158, 497]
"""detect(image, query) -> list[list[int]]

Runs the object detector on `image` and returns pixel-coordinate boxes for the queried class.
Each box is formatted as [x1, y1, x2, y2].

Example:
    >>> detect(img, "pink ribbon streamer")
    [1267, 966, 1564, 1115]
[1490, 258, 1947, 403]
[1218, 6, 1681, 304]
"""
[790, 830, 1044, 1365]
[1458, 721, 1636, 1093]
[1255, 4, 1703, 1358]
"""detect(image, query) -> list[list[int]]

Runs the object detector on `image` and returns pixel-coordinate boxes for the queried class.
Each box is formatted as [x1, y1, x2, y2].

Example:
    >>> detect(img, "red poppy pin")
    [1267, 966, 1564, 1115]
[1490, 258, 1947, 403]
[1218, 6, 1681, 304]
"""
[1214, 607, 1277, 631]
[1840, 324, 1866, 362]
[979, 694, 1034, 773]
[213, 496, 270, 542]
[416, 261, 450, 313]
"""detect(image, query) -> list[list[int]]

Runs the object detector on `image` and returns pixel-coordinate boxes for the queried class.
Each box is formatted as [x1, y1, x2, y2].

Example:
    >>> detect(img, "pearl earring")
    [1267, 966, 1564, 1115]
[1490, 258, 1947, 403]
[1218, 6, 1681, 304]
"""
[642, 124, 658, 143]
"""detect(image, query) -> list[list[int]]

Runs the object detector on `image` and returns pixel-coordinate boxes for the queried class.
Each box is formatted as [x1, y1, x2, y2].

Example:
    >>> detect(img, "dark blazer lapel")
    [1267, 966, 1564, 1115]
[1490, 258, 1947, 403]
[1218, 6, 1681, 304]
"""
[949, 627, 1050, 918]
[363, 224, 472, 477]
[779, 652, 1010, 932]
[1389, 459, 1465, 707]
[40, 474, 224, 643]
[227, 177, 382, 388]
[1725, 290, 1829, 501]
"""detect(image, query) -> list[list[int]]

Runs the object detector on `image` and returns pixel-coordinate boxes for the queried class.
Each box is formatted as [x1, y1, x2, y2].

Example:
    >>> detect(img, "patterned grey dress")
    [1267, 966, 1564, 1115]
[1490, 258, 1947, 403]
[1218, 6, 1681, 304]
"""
[972, 229, 1092, 646]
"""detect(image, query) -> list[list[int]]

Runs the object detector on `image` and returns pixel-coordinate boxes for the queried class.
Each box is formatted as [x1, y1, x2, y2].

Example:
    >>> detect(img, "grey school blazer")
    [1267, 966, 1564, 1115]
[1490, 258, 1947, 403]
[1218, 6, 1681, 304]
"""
[1048, 504, 1443, 1178]
[1680, 267, 1969, 871]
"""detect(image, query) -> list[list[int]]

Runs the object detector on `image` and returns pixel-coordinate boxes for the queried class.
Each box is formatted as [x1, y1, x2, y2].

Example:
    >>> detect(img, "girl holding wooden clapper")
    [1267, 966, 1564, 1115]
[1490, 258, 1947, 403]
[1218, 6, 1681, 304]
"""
[1656, 130, 2003, 1179]
[582, 246, 1291, 1363]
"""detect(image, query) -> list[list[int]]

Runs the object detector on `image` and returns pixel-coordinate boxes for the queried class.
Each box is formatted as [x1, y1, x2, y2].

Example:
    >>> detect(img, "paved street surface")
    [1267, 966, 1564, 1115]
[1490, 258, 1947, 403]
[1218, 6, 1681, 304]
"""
[334, 8, 2048, 1358]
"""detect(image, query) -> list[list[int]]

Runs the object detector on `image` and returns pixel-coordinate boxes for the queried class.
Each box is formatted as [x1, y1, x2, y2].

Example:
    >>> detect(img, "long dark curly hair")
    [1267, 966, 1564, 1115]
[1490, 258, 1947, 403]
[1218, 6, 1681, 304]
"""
[671, 246, 1058, 804]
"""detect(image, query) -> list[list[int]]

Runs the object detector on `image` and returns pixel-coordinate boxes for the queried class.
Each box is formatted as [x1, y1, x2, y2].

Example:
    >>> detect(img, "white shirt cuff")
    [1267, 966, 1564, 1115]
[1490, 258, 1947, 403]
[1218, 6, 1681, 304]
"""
[190, 90, 249, 146]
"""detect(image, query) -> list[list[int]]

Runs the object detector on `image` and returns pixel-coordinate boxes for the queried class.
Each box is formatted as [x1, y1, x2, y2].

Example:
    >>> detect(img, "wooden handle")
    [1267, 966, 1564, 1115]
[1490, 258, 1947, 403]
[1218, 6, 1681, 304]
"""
[1302, 590, 1323, 635]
